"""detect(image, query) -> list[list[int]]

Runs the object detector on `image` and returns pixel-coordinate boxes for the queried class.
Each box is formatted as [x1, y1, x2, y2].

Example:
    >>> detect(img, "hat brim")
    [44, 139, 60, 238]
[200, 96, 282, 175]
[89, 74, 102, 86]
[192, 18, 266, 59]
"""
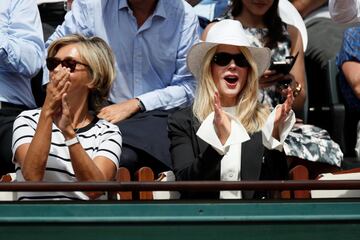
[187, 42, 271, 81]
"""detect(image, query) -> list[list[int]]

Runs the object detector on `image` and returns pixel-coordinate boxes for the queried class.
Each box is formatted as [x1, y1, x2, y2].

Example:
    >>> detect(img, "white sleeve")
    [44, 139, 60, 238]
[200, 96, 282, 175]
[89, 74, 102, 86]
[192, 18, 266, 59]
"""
[93, 122, 122, 168]
[12, 111, 37, 163]
[196, 112, 250, 155]
[262, 105, 295, 151]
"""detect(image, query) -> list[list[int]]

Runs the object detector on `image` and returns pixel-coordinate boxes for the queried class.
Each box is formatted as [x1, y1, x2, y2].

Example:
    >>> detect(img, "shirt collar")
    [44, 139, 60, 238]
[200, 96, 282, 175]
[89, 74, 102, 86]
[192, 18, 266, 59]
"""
[118, 0, 166, 19]
[118, 0, 129, 10]
[154, 0, 166, 19]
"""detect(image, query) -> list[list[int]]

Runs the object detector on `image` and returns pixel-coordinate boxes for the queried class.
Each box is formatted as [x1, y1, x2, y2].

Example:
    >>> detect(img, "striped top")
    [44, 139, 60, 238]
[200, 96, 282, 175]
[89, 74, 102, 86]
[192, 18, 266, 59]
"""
[12, 109, 122, 201]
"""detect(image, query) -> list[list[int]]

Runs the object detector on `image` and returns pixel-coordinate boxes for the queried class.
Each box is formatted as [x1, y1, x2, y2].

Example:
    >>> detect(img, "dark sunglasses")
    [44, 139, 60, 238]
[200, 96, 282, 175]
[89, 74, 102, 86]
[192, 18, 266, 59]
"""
[212, 52, 250, 68]
[46, 57, 89, 73]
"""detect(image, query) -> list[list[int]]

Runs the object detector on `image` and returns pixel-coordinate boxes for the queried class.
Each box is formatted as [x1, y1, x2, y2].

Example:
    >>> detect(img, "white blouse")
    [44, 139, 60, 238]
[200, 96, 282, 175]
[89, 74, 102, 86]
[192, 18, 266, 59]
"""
[196, 106, 295, 199]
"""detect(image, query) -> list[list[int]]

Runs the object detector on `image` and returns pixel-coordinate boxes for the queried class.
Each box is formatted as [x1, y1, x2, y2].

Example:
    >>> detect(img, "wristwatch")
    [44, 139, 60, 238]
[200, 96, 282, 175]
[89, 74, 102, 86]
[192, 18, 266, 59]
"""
[136, 98, 146, 112]
[65, 135, 79, 146]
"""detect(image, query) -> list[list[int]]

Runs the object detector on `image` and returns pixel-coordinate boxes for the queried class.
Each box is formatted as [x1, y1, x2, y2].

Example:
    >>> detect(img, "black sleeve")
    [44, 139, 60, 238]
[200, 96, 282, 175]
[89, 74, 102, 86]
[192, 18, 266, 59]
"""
[261, 149, 289, 181]
[168, 109, 222, 181]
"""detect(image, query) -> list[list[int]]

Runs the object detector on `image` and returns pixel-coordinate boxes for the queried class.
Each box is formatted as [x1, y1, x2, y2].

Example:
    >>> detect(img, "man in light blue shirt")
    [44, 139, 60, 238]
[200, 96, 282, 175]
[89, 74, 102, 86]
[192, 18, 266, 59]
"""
[187, 0, 229, 29]
[0, 0, 44, 175]
[45, 0, 200, 174]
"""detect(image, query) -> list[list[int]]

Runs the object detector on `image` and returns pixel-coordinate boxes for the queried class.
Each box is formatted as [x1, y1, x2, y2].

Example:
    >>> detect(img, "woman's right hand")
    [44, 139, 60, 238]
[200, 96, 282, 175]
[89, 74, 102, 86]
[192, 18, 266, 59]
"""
[259, 69, 286, 88]
[213, 92, 231, 145]
[43, 66, 71, 117]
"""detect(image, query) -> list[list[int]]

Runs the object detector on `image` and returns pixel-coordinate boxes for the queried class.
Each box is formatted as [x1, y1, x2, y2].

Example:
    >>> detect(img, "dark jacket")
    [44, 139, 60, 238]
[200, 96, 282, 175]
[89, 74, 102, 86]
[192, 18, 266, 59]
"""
[168, 107, 288, 199]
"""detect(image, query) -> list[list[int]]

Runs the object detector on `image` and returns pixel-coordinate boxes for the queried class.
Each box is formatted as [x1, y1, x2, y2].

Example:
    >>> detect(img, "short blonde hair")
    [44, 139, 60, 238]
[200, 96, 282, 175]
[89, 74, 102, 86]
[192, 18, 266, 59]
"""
[47, 34, 116, 112]
[192, 45, 270, 133]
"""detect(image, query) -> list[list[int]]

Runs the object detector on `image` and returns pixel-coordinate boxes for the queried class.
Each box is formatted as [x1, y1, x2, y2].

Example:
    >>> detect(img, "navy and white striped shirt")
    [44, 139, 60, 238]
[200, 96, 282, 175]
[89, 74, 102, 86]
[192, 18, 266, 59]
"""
[12, 109, 122, 201]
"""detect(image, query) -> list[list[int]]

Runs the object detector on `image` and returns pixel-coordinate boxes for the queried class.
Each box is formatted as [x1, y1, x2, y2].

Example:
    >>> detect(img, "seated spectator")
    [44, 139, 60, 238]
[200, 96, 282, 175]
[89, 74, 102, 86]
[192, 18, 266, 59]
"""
[169, 19, 295, 199]
[12, 34, 122, 201]
[0, 0, 44, 176]
[44, 0, 200, 178]
[336, 26, 360, 159]
[218, 0, 343, 169]
[289, 0, 359, 134]
[219, 0, 307, 113]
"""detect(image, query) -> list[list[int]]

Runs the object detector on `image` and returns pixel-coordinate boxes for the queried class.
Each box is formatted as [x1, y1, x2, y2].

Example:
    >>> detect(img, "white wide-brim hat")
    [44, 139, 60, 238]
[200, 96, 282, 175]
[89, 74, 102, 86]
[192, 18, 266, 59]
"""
[187, 19, 271, 80]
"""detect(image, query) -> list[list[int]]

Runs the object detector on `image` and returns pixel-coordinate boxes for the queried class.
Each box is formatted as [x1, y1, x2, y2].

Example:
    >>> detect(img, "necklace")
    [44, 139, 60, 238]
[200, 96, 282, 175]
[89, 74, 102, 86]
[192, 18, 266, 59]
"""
[73, 113, 88, 133]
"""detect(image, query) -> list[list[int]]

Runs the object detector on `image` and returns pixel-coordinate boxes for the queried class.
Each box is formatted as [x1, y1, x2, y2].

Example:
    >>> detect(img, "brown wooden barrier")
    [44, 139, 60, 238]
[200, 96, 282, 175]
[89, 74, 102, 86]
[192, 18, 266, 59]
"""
[1, 180, 360, 192]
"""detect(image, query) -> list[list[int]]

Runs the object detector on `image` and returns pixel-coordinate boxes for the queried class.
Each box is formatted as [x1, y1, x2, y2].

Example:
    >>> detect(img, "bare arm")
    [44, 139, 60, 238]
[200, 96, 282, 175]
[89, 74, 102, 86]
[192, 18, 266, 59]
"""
[16, 67, 71, 181]
[58, 94, 117, 199]
[342, 61, 360, 99]
[59, 94, 116, 183]
[291, 0, 327, 18]
[287, 24, 307, 114]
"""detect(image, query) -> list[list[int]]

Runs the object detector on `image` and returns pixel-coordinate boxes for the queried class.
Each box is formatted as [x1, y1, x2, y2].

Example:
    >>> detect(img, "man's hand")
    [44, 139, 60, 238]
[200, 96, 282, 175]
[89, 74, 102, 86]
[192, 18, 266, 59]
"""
[97, 98, 141, 123]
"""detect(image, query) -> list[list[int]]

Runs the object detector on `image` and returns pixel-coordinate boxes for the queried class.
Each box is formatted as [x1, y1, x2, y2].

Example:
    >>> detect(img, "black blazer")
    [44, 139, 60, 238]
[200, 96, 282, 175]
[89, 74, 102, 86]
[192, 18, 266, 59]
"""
[168, 107, 288, 199]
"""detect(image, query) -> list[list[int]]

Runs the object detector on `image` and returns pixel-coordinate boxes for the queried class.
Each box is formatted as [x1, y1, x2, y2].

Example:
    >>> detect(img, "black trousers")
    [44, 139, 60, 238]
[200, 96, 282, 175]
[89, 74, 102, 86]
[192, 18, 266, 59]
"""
[116, 110, 175, 178]
[0, 109, 24, 175]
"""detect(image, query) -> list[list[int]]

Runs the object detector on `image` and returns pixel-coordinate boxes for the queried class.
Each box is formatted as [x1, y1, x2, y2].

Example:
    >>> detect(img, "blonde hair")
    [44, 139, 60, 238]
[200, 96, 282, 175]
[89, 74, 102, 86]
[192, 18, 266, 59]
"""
[47, 34, 116, 112]
[192, 46, 270, 134]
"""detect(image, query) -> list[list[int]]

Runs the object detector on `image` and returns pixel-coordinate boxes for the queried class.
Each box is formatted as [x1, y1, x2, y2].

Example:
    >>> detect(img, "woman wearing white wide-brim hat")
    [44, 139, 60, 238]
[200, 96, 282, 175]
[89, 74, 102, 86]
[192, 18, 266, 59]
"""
[168, 19, 296, 200]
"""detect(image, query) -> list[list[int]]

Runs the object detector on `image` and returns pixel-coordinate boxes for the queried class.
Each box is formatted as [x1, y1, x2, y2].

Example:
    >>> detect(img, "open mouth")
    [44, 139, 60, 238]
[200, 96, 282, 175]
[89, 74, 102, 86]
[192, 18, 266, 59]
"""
[224, 76, 238, 84]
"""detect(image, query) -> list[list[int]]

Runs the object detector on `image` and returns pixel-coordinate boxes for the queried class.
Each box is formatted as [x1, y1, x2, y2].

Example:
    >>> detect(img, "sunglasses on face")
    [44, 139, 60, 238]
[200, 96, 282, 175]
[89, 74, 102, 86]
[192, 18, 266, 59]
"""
[212, 52, 250, 68]
[46, 57, 89, 73]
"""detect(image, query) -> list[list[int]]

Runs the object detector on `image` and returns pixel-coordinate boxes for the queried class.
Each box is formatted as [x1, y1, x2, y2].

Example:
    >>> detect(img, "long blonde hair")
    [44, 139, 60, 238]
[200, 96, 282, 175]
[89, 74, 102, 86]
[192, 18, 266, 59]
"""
[192, 45, 270, 134]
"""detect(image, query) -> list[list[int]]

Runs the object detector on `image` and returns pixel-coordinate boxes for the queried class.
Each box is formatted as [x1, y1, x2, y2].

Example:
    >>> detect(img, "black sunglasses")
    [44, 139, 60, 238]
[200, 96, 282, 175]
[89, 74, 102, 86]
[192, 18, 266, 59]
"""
[46, 57, 89, 73]
[212, 52, 250, 68]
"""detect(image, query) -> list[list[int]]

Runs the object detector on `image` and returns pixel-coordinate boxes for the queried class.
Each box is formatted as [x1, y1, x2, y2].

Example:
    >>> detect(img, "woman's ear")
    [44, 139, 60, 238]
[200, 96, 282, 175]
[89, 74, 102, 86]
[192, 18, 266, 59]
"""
[86, 81, 96, 90]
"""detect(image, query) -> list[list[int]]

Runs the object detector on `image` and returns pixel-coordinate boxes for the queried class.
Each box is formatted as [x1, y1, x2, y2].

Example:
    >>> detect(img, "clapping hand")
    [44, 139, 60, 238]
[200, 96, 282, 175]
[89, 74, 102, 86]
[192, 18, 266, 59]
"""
[213, 92, 231, 145]
[272, 86, 294, 140]
[53, 93, 73, 135]
[44, 66, 71, 118]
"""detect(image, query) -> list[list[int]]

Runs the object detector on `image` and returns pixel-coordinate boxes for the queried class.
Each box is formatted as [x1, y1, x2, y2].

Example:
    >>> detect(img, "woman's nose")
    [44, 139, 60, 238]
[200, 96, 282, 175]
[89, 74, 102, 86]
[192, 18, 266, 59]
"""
[228, 59, 237, 69]
[53, 64, 62, 73]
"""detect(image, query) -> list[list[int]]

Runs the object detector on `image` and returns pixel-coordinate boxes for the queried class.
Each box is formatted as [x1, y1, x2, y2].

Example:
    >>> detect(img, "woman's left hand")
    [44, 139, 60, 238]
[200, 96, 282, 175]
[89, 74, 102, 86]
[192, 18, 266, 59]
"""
[53, 93, 73, 136]
[272, 87, 294, 139]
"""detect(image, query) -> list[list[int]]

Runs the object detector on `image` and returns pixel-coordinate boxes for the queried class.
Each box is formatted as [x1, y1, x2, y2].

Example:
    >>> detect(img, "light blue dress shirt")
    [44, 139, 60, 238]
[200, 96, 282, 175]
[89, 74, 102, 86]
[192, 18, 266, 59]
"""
[0, 0, 44, 108]
[45, 0, 200, 111]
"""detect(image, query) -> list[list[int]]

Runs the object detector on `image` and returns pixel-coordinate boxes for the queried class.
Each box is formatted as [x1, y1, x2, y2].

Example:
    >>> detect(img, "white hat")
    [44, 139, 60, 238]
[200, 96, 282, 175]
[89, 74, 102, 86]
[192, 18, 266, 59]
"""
[187, 19, 271, 80]
[278, 0, 308, 51]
